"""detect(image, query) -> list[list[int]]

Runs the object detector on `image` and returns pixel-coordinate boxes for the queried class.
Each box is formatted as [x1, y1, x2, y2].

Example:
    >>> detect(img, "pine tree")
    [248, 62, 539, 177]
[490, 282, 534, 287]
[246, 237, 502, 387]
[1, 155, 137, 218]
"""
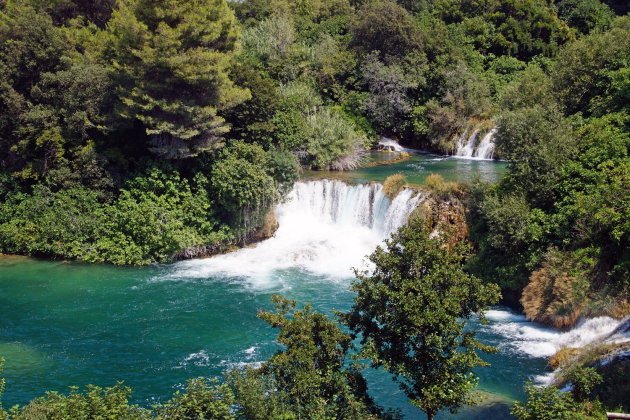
[108, 0, 250, 159]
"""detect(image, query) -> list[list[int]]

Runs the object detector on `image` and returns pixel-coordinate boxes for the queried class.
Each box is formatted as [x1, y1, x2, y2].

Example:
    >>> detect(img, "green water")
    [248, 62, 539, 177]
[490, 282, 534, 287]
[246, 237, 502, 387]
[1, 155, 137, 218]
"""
[0, 155, 558, 419]
[305, 151, 508, 185]
[0, 255, 554, 419]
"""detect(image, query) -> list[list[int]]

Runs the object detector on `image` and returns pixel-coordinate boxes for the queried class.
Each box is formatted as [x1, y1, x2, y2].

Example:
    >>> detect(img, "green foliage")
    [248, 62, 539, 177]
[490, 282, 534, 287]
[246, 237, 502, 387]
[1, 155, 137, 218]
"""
[222, 63, 281, 148]
[0, 359, 6, 420]
[360, 52, 425, 135]
[497, 105, 576, 209]
[431, 0, 574, 60]
[210, 142, 277, 220]
[552, 16, 630, 116]
[566, 367, 603, 402]
[10, 383, 149, 419]
[428, 63, 491, 140]
[109, 0, 249, 159]
[0, 166, 231, 265]
[470, 15, 630, 311]
[342, 219, 500, 420]
[154, 378, 235, 420]
[302, 107, 368, 170]
[555, 0, 615, 34]
[0, 1, 112, 180]
[351, 0, 423, 60]
[252, 295, 379, 419]
[511, 383, 605, 420]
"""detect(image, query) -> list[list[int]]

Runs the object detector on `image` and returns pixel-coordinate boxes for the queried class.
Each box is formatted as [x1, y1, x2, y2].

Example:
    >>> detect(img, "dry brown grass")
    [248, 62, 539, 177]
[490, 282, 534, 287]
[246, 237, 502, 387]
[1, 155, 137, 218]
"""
[521, 266, 584, 330]
[383, 173, 407, 199]
[549, 347, 581, 370]
[424, 174, 461, 200]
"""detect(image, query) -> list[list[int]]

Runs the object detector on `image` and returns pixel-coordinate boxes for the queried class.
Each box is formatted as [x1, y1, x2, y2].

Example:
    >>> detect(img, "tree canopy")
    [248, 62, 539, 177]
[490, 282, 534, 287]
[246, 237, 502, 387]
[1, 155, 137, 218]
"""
[342, 219, 501, 420]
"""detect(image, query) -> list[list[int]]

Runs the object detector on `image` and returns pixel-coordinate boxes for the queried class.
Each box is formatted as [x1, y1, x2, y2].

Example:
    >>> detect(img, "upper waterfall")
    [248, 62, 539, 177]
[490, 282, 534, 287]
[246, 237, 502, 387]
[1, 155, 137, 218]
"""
[171, 180, 426, 282]
[454, 127, 497, 160]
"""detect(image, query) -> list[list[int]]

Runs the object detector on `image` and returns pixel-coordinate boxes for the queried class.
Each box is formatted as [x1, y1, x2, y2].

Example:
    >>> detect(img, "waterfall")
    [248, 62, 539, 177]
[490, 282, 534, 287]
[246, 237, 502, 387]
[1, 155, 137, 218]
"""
[484, 309, 629, 385]
[475, 127, 497, 160]
[455, 129, 478, 158]
[454, 127, 497, 160]
[172, 180, 426, 281]
[378, 137, 405, 152]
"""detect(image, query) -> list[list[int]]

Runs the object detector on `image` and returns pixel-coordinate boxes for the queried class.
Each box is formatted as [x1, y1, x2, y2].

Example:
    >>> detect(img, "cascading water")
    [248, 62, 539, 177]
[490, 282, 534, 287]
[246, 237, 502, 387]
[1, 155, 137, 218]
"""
[456, 129, 478, 158]
[454, 127, 497, 160]
[172, 180, 426, 282]
[475, 127, 497, 159]
[378, 136, 406, 152]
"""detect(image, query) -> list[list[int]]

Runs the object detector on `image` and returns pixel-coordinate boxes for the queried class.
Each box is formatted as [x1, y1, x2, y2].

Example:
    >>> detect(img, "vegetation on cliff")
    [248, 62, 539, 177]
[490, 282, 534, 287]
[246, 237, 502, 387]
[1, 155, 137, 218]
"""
[467, 15, 630, 321]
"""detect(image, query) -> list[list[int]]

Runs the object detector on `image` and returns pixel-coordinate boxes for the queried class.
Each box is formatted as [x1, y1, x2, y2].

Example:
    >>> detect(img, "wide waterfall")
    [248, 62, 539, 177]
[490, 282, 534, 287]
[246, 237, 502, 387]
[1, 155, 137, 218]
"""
[172, 179, 426, 281]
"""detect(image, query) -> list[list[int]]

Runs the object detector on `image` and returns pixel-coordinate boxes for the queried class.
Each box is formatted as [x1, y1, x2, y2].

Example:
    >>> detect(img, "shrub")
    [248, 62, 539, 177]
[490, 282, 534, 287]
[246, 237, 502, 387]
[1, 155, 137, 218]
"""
[424, 174, 460, 200]
[566, 367, 603, 402]
[511, 383, 603, 420]
[382, 174, 406, 199]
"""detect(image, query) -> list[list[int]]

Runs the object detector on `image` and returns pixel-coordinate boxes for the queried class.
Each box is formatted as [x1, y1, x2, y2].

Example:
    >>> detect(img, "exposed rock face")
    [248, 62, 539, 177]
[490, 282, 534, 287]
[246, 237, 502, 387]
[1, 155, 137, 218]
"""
[248, 209, 279, 243]
[411, 193, 469, 247]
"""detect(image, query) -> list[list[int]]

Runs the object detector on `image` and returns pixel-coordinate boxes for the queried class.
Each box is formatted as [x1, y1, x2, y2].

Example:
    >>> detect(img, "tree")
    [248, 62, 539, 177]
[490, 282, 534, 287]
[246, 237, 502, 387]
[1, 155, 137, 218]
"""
[0, 359, 6, 420]
[360, 52, 421, 135]
[351, 0, 422, 61]
[249, 294, 379, 419]
[108, 0, 250, 159]
[342, 219, 501, 420]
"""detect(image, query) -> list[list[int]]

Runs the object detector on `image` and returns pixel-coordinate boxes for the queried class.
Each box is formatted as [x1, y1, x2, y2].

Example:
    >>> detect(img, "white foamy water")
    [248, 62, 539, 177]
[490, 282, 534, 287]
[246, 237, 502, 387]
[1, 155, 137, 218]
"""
[475, 127, 497, 159]
[169, 180, 426, 284]
[454, 127, 497, 160]
[485, 310, 622, 359]
[456, 129, 478, 158]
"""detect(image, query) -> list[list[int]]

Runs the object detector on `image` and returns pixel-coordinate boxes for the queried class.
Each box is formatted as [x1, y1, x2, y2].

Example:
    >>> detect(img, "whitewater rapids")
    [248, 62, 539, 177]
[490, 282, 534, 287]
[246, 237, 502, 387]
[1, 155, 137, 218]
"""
[168, 179, 627, 385]
[170, 180, 426, 282]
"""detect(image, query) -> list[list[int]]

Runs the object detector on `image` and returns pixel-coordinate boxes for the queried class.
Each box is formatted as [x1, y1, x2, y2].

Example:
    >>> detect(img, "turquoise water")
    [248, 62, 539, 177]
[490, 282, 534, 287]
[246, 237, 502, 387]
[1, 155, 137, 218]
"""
[0, 158, 573, 420]
[305, 151, 508, 185]
[0, 256, 549, 418]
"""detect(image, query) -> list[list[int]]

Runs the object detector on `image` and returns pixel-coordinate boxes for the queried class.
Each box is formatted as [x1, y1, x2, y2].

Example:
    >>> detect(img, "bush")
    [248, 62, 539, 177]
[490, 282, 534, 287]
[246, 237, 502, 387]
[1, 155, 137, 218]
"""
[566, 367, 603, 402]
[302, 107, 368, 170]
[424, 174, 460, 200]
[154, 378, 235, 420]
[511, 383, 604, 420]
[382, 174, 406, 199]
[10, 383, 148, 420]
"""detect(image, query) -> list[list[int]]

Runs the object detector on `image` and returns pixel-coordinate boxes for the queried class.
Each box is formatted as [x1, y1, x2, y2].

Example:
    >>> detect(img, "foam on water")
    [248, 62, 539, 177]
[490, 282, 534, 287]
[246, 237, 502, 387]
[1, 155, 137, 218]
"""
[485, 310, 622, 358]
[179, 350, 211, 368]
[168, 180, 425, 285]
[378, 137, 421, 153]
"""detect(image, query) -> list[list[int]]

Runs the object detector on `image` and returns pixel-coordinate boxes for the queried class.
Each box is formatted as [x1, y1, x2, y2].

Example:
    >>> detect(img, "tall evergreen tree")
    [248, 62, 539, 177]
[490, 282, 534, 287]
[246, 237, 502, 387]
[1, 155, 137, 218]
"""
[108, 0, 250, 159]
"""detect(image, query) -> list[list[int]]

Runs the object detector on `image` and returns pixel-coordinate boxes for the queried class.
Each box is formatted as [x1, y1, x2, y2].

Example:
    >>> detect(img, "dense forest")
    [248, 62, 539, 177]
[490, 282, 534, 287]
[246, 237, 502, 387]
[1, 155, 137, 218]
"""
[1, 0, 629, 418]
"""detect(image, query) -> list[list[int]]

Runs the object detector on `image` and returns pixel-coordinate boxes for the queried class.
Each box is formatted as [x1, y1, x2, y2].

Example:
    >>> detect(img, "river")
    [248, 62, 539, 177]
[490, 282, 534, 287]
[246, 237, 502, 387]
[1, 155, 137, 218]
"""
[0, 153, 622, 419]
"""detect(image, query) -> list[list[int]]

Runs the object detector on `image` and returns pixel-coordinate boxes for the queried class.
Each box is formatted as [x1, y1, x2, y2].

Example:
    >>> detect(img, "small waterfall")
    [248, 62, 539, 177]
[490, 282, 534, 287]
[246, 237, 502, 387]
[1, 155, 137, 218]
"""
[455, 129, 478, 158]
[172, 180, 426, 281]
[484, 309, 628, 385]
[454, 127, 497, 160]
[475, 127, 497, 159]
[378, 137, 405, 152]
